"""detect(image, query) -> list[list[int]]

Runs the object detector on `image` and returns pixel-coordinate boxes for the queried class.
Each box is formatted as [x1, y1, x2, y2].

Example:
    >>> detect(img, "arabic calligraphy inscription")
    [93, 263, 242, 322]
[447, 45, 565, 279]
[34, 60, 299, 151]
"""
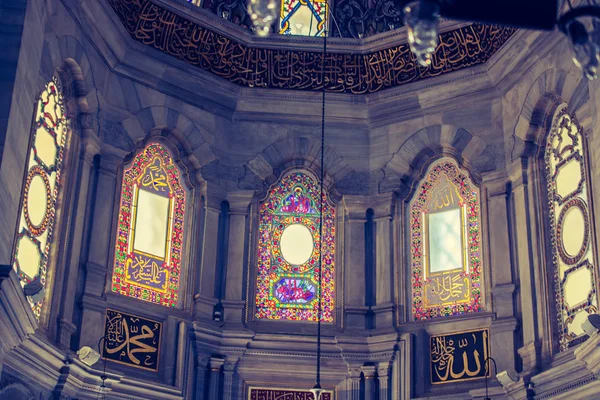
[103, 309, 162, 371]
[430, 328, 490, 384]
[248, 387, 333, 400]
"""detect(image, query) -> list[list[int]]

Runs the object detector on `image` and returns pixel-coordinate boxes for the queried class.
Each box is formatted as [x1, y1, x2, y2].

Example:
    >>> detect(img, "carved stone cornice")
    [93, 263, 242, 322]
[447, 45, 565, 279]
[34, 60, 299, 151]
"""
[0, 266, 36, 355]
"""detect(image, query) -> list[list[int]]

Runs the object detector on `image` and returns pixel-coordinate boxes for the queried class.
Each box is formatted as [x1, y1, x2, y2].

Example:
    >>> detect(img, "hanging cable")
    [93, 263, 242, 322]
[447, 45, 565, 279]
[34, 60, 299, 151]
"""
[314, 20, 327, 394]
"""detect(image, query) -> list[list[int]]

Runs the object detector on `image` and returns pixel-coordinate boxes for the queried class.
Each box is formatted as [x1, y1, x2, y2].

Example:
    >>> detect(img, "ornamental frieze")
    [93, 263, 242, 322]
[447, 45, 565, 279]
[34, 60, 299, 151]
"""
[107, 0, 515, 94]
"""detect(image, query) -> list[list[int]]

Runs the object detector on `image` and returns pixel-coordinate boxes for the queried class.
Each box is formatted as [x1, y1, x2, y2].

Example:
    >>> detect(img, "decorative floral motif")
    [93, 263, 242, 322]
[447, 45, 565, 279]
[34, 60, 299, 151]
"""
[11, 76, 69, 320]
[410, 161, 483, 320]
[255, 172, 335, 322]
[111, 143, 186, 307]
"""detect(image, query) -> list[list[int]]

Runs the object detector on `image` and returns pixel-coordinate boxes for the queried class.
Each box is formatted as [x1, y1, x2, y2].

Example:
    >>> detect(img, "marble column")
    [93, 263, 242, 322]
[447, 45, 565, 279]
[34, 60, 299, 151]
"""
[344, 197, 368, 329]
[484, 176, 518, 374]
[208, 357, 225, 400]
[195, 184, 226, 320]
[372, 194, 395, 329]
[79, 148, 126, 350]
[222, 361, 236, 400]
[223, 192, 254, 326]
[195, 356, 209, 400]
[377, 362, 390, 400]
[55, 122, 100, 348]
[362, 365, 376, 400]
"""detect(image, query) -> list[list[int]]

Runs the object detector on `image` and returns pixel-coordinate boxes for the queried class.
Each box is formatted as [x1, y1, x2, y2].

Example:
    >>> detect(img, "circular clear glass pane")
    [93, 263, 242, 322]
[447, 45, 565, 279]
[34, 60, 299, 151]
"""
[280, 223, 313, 265]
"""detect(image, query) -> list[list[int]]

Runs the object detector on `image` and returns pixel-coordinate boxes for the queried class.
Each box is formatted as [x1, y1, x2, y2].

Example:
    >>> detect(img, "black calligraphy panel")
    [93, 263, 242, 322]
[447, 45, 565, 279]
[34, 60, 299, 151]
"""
[430, 328, 490, 384]
[248, 387, 333, 400]
[106, 0, 516, 94]
[103, 309, 162, 371]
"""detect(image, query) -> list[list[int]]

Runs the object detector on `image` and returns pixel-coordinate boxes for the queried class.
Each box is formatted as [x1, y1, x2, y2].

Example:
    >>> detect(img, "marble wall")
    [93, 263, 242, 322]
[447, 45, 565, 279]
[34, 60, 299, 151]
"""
[1, 0, 600, 399]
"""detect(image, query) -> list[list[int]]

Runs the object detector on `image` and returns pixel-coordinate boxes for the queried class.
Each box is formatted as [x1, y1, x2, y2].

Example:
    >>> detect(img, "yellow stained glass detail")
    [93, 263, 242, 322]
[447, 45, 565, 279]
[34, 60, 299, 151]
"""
[132, 188, 171, 258]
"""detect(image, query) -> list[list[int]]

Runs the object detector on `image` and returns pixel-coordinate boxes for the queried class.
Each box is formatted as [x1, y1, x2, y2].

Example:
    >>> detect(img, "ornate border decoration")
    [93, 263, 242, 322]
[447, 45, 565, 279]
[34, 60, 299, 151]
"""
[248, 386, 334, 399]
[545, 107, 599, 350]
[111, 143, 186, 307]
[556, 197, 590, 266]
[255, 171, 335, 322]
[410, 160, 483, 320]
[106, 0, 516, 94]
[23, 165, 53, 236]
[12, 76, 69, 320]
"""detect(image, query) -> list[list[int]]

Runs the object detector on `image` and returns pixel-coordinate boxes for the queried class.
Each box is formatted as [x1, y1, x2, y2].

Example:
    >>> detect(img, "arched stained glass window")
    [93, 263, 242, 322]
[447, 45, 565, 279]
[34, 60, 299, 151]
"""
[12, 76, 70, 320]
[255, 171, 335, 322]
[111, 143, 186, 307]
[410, 160, 483, 320]
[280, 0, 328, 36]
[545, 107, 598, 350]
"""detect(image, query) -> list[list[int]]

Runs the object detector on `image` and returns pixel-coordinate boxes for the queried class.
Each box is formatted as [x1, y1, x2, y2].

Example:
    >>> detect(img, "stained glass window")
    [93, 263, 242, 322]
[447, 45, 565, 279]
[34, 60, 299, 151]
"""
[111, 143, 186, 307]
[280, 0, 328, 36]
[410, 160, 483, 320]
[12, 76, 70, 320]
[255, 172, 335, 322]
[545, 107, 598, 350]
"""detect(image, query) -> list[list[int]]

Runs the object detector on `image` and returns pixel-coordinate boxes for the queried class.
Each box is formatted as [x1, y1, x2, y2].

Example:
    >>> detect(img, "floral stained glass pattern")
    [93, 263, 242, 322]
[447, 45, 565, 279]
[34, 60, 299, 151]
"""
[111, 143, 186, 307]
[12, 76, 69, 320]
[545, 108, 598, 350]
[280, 0, 328, 36]
[255, 172, 335, 322]
[410, 161, 483, 320]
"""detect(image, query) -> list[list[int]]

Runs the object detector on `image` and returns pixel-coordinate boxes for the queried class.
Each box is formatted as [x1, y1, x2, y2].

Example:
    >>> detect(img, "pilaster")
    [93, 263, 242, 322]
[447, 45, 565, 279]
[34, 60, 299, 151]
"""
[79, 147, 125, 350]
[372, 193, 395, 329]
[344, 196, 368, 329]
[55, 127, 101, 348]
[483, 175, 518, 373]
[508, 160, 544, 373]
[208, 357, 225, 399]
[222, 361, 236, 400]
[347, 367, 362, 400]
[196, 183, 226, 320]
[195, 356, 210, 400]
[361, 365, 376, 400]
[223, 191, 254, 327]
[377, 362, 390, 400]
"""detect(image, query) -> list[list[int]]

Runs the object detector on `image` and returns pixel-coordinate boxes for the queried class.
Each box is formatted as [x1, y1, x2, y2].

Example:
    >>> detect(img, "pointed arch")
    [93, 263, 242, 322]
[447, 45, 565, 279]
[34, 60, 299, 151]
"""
[254, 169, 335, 322]
[11, 75, 71, 320]
[111, 142, 187, 307]
[544, 105, 598, 350]
[409, 158, 484, 320]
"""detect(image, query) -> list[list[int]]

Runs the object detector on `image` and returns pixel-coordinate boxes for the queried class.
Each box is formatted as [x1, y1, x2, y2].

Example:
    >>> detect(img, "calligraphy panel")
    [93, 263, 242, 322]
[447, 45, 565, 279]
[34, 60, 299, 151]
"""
[248, 387, 334, 400]
[12, 76, 70, 321]
[255, 171, 335, 322]
[111, 143, 186, 307]
[106, 0, 516, 94]
[545, 107, 599, 350]
[430, 328, 490, 384]
[103, 309, 162, 371]
[410, 160, 483, 320]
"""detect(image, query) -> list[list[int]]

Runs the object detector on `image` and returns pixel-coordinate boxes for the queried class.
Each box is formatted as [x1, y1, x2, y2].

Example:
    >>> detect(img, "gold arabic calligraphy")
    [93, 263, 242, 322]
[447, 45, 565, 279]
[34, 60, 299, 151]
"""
[140, 159, 168, 192]
[126, 255, 166, 285]
[105, 311, 161, 370]
[107, 0, 516, 94]
[431, 330, 489, 383]
[431, 274, 467, 301]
